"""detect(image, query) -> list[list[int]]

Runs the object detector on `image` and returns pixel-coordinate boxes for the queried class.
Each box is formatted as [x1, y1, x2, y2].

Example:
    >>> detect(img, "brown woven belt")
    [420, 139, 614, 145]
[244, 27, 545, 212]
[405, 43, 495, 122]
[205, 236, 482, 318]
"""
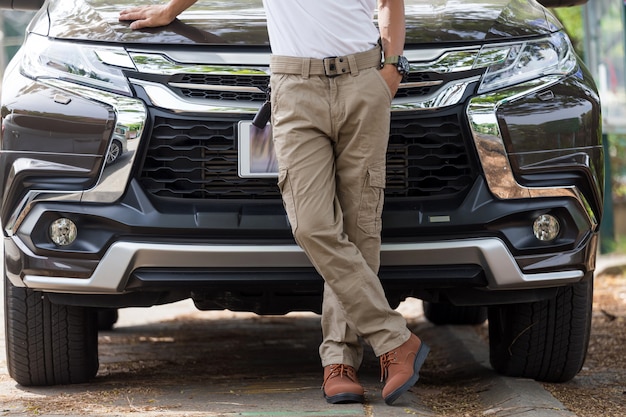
[270, 46, 382, 78]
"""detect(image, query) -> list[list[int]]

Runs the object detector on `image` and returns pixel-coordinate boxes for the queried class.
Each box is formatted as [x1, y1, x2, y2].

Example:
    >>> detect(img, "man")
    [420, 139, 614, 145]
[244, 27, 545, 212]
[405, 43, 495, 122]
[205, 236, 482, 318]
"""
[120, 0, 429, 406]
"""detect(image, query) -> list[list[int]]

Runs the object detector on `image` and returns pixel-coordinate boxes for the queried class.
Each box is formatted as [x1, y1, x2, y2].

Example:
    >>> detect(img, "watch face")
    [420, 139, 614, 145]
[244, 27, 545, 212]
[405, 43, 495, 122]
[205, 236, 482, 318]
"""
[397, 56, 410, 77]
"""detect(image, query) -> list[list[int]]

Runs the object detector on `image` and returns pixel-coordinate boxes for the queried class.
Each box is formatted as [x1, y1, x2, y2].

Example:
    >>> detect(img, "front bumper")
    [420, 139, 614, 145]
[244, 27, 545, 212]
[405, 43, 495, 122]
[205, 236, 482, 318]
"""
[10, 236, 591, 295]
[6, 173, 598, 301]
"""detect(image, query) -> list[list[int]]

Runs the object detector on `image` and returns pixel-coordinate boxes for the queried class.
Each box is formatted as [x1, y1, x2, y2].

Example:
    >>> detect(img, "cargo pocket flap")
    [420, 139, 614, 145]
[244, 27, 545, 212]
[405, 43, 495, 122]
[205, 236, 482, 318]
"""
[368, 163, 386, 189]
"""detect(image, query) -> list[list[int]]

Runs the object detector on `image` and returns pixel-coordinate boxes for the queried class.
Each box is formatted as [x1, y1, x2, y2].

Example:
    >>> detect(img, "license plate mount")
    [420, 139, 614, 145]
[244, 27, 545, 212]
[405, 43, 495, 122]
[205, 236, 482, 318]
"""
[238, 121, 278, 178]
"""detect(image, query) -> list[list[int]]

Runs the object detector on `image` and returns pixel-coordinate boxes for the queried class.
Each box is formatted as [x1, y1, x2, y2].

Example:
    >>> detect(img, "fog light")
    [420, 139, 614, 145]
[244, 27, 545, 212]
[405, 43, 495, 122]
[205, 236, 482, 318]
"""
[533, 214, 560, 242]
[49, 218, 77, 246]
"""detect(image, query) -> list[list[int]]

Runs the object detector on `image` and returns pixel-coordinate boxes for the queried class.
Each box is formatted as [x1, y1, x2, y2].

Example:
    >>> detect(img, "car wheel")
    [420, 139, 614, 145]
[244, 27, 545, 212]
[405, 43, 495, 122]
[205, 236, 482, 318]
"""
[4, 275, 99, 386]
[106, 139, 122, 165]
[488, 275, 593, 382]
[423, 301, 487, 325]
[97, 308, 119, 331]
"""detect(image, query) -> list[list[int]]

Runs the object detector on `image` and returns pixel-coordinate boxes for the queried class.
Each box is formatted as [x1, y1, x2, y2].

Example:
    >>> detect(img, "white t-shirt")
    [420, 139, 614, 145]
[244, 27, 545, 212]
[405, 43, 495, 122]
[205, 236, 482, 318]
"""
[262, 0, 380, 58]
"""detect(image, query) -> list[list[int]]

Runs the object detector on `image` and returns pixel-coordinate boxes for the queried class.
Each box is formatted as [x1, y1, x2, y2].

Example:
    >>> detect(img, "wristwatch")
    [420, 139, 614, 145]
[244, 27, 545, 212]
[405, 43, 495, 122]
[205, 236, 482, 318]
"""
[383, 55, 410, 81]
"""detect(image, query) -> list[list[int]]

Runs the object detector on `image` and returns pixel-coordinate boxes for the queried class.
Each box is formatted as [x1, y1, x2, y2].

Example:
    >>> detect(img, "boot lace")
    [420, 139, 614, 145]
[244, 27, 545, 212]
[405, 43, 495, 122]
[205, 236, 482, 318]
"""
[322, 364, 356, 389]
[379, 350, 398, 382]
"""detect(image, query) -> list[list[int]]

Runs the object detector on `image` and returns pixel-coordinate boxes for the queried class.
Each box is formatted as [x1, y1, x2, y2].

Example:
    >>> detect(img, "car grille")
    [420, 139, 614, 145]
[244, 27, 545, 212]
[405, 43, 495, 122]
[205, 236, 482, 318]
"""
[138, 109, 476, 200]
[170, 74, 269, 102]
[168, 72, 438, 102]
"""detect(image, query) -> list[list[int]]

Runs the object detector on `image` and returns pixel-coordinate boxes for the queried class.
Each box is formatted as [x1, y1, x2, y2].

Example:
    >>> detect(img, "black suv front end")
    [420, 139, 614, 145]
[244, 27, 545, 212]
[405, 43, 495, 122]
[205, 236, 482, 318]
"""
[1, 0, 601, 386]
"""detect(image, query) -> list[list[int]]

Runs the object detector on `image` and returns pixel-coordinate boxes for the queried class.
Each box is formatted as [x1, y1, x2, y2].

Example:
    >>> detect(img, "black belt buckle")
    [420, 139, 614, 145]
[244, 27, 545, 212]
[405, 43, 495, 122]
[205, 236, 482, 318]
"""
[323, 56, 347, 77]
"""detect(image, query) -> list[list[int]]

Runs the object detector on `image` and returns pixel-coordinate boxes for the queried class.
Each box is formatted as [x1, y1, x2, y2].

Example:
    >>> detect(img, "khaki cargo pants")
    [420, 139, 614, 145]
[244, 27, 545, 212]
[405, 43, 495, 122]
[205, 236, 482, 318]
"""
[270, 47, 411, 369]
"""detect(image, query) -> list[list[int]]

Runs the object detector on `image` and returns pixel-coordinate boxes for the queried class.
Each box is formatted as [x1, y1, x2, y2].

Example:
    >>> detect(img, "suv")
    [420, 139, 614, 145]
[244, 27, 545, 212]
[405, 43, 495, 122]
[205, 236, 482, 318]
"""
[1, 0, 602, 386]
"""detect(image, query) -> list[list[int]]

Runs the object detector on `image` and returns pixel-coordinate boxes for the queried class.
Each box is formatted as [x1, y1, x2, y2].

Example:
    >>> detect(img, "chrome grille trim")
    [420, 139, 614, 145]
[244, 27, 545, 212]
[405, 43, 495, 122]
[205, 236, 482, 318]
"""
[168, 83, 266, 93]
[134, 77, 479, 114]
[128, 47, 486, 75]
[132, 78, 259, 114]
[128, 47, 493, 111]
[128, 50, 271, 68]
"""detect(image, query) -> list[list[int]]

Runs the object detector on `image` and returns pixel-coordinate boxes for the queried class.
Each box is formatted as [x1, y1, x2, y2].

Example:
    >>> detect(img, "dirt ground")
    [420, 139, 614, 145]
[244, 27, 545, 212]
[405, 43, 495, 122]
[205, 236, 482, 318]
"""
[542, 267, 626, 417]
[403, 267, 626, 417]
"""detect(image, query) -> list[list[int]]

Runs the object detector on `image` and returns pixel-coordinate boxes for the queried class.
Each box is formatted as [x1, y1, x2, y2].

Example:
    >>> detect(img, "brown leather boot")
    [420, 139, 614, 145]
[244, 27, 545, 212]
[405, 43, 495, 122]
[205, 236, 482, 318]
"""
[322, 364, 365, 404]
[379, 333, 430, 405]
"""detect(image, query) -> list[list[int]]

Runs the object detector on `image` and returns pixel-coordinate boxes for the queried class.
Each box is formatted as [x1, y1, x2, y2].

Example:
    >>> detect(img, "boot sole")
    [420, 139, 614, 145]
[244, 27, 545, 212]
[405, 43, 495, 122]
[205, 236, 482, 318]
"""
[383, 342, 430, 405]
[324, 392, 365, 404]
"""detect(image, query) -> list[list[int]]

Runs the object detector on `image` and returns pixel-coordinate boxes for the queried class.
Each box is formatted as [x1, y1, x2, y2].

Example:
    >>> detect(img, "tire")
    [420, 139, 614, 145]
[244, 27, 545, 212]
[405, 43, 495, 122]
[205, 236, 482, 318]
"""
[423, 301, 487, 325]
[5, 276, 99, 386]
[106, 140, 122, 165]
[488, 276, 593, 382]
[97, 308, 119, 331]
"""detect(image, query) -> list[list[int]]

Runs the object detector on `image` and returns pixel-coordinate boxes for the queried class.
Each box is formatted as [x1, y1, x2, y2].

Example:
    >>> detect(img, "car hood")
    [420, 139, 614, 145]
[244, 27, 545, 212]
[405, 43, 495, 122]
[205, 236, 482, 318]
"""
[35, 0, 561, 46]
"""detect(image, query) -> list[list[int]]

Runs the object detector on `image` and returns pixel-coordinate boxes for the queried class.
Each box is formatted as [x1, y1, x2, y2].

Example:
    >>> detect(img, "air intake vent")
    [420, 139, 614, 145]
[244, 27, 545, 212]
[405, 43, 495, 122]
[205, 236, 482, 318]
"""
[387, 111, 475, 197]
[139, 110, 476, 200]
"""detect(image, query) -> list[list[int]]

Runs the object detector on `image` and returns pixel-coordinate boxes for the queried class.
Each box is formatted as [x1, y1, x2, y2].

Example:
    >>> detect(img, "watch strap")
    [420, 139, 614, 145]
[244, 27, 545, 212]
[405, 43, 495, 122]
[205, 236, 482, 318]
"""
[384, 56, 400, 65]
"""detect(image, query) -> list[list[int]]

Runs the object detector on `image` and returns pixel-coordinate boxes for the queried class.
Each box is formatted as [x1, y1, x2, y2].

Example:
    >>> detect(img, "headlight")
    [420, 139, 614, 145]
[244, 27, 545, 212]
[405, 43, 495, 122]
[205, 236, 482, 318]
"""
[476, 31, 577, 94]
[20, 33, 136, 96]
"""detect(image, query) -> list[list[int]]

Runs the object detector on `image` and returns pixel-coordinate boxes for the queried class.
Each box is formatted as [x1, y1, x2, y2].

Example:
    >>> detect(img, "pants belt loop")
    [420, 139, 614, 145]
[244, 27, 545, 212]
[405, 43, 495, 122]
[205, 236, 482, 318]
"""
[347, 55, 359, 77]
[301, 58, 311, 79]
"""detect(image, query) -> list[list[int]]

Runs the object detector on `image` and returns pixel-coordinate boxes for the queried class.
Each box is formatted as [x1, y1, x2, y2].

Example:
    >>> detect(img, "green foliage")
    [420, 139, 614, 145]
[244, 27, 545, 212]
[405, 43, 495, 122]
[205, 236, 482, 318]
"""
[602, 234, 626, 255]
[552, 7, 585, 59]
[608, 133, 626, 200]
